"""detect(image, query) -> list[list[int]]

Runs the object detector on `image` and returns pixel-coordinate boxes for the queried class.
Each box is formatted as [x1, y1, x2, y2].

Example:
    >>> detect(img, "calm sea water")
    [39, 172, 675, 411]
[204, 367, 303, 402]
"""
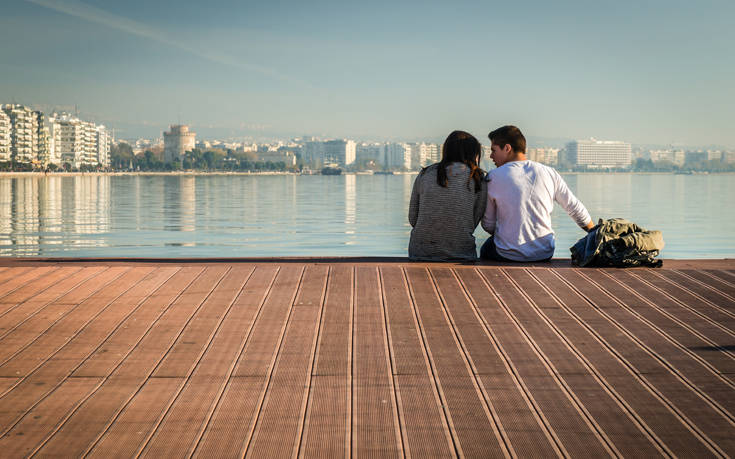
[0, 173, 733, 258]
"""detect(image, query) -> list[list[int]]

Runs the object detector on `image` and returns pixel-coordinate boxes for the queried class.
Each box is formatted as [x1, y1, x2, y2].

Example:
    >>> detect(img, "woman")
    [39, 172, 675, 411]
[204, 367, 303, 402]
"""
[408, 130, 487, 260]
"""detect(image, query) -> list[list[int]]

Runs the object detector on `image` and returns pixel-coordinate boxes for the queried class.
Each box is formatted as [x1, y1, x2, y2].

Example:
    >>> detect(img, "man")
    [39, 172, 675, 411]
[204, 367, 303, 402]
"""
[481, 125, 595, 262]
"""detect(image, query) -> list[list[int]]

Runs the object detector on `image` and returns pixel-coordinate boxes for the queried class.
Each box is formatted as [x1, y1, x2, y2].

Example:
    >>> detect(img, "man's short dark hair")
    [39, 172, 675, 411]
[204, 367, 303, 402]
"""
[488, 125, 526, 154]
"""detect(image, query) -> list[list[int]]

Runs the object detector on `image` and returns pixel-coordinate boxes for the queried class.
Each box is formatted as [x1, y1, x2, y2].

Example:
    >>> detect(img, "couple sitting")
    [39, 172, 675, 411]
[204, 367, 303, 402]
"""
[408, 125, 595, 262]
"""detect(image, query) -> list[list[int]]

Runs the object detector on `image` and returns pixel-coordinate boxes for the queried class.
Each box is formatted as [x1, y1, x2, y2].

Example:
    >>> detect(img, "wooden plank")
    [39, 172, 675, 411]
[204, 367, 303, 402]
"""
[707, 269, 735, 285]
[0, 268, 186, 439]
[582, 270, 735, 377]
[657, 270, 735, 310]
[381, 266, 455, 458]
[0, 377, 102, 457]
[628, 270, 735, 329]
[682, 269, 735, 299]
[0, 267, 128, 374]
[300, 376, 350, 459]
[0, 267, 153, 378]
[465, 267, 612, 458]
[89, 266, 276, 458]
[0, 268, 178, 434]
[0, 266, 80, 311]
[85, 378, 182, 459]
[0, 266, 13, 284]
[71, 266, 205, 378]
[0, 267, 45, 296]
[0, 377, 19, 394]
[100, 266, 229, 380]
[405, 267, 509, 458]
[0, 266, 104, 339]
[300, 265, 352, 458]
[531, 267, 726, 457]
[563, 269, 735, 416]
[24, 266, 230, 456]
[506, 268, 664, 457]
[243, 265, 328, 458]
[554, 268, 735, 456]
[151, 266, 256, 378]
[452, 268, 562, 459]
[192, 265, 303, 458]
[352, 266, 402, 458]
[130, 266, 267, 457]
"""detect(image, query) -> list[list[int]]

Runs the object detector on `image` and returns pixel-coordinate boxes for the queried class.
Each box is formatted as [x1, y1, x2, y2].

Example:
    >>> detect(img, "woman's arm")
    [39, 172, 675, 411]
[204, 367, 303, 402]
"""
[408, 175, 420, 227]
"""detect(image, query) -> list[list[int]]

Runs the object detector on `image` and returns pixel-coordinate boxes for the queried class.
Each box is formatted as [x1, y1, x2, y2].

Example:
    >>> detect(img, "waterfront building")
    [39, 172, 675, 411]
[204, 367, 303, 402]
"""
[685, 151, 707, 164]
[649, 149, 685, 166]
[47, 114, 108, 168]
[356, 142, 383, 165]
[384, 143, 411, 170]
[0, 111, 10, 162]
[707, 150, 723, 161]
[410, 143, 440, 169]
[302, 141, 324, 166]
[323, 139, 356, 167]
[301, 139, 356, 168]
[257, 150, 297, 166]
[95, 125, 111, 167]
[163, 125, 196, 163]
[1, 104, 47, 166]
[527, 147, 559, 166]
[564, 139, 632, 168]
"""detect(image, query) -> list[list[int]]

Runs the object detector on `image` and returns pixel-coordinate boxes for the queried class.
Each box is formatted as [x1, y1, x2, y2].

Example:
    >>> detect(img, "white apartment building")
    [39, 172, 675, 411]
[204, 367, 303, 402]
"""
[302, 139, 356, 167]
[649, 150, 686, 166]
[0, 111, 10, 162]
[1, 104, 47, 165]
[323, 139, 356, 167]
[384, 143, 411, 170]
[527, 148, 559, 165]
[47, 113, 110, 168]
[410, 143, 440, 169]
[565, 139, 632, 168]
[356, 142, 383, 165]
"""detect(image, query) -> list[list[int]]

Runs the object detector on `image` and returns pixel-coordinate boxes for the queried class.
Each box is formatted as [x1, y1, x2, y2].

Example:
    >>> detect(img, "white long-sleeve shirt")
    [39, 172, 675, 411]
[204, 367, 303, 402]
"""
[481, 160, 591, 261]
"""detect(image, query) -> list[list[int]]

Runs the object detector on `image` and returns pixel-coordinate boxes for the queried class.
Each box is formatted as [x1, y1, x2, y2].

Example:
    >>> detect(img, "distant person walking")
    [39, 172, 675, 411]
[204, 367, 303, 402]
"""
[408, 130, 487, 260]
[481, 125, 595, 262]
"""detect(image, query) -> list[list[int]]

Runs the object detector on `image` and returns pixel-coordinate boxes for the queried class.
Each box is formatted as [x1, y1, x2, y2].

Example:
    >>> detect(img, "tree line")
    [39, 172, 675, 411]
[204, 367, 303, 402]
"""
[110, 143, 296, 172]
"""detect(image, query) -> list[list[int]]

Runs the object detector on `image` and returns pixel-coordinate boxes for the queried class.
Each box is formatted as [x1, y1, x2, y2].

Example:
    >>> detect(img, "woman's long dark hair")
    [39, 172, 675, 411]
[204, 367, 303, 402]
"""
[436, 130, 485, 192]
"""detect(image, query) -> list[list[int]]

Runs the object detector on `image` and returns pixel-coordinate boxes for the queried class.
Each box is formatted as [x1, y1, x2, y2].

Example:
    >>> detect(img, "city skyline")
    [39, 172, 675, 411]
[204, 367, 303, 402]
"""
[2, 0, 734, 147]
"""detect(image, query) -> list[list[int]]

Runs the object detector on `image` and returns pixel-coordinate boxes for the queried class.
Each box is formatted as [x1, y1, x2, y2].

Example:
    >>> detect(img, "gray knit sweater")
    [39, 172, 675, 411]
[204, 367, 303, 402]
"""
[408, 163, 487, 261]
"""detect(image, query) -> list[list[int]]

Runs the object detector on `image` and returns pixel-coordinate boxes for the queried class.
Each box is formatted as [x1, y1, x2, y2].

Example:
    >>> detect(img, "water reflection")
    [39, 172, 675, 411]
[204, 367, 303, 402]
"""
[0, 173, 732, 258]
[0, 175, 111, 255]
[344, 174, 356, 229]
[164, 176, 196, 232]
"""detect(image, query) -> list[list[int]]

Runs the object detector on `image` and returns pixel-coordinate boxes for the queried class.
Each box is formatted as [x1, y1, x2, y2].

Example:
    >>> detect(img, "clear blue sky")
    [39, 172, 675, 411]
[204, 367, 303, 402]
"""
[2, 0, 734, 146]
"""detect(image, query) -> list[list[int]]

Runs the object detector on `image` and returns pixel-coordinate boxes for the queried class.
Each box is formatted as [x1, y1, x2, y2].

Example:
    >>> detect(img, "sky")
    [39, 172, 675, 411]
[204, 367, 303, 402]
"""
[2, 0, 734, 147]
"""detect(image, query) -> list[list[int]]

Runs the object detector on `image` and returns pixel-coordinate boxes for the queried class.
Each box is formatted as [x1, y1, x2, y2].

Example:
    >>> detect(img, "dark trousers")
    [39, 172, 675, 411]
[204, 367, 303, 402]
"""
[480, 237, 552, 262]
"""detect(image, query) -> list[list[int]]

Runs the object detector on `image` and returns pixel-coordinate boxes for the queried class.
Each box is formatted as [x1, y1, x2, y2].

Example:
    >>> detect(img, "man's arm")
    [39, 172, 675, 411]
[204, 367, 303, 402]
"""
[582, 220, 595, 232]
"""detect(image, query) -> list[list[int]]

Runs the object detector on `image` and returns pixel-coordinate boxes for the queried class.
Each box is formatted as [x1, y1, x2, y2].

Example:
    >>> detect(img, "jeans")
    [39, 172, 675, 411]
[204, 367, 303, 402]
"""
[480, 237, 552, 262]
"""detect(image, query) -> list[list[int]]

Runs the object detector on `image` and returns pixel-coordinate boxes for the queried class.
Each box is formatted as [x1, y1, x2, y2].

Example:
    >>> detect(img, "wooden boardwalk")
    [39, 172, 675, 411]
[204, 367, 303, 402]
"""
[0, 259, 733, 458]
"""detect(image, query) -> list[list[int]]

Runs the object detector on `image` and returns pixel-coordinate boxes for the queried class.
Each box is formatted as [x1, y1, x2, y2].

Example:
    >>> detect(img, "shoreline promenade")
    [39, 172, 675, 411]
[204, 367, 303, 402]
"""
[0, 258, 732, 457]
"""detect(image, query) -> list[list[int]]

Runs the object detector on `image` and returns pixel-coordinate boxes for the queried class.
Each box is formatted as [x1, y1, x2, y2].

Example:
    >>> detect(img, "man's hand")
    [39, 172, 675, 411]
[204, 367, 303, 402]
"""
[582, 220, 595, 232]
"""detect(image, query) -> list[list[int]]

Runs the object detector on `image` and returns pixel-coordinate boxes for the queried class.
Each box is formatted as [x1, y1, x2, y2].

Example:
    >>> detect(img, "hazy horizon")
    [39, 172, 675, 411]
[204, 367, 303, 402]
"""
[2, 0, 734, 147]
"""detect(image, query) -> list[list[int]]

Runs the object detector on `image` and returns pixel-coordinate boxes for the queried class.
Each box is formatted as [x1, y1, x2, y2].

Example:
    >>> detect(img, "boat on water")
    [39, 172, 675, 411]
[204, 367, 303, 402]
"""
[374, 171, 394, 175]
[321, 166, 343, 175]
